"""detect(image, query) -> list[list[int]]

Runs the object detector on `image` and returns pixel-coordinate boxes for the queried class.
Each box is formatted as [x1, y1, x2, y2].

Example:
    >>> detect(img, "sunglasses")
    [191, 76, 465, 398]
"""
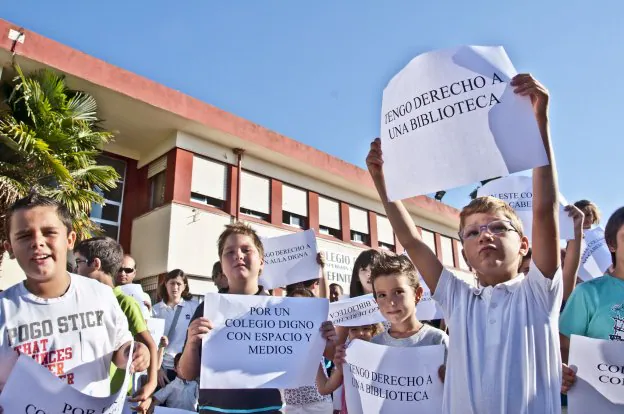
[118, 267, 136, 274]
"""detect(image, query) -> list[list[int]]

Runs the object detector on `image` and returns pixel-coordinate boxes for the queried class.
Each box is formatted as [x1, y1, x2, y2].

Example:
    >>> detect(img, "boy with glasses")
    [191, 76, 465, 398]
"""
[366, 74, 572, 413]
[115, 254, 153, 314]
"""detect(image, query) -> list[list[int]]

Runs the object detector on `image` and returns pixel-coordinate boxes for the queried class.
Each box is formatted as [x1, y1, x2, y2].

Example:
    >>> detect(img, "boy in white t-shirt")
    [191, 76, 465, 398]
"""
[367, 75, 566, 413]
[0, 194, 149, 402]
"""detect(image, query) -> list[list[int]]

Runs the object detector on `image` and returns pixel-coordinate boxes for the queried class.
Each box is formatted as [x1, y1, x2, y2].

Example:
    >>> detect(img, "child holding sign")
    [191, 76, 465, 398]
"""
[0, 194, 147, 398]
[178, 222, 337, 414]
[367, 75, 565, 413]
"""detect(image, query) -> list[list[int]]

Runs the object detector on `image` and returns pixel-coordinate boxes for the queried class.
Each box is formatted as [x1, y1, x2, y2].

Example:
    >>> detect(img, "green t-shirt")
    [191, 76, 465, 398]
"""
[559, 274, 624, 341]
[110, 286, 148, 394]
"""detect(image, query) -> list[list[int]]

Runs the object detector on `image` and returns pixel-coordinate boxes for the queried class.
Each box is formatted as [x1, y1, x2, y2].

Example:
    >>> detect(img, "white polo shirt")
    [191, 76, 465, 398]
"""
[153, 298, 198, 369]
[433, 266, 563, 414]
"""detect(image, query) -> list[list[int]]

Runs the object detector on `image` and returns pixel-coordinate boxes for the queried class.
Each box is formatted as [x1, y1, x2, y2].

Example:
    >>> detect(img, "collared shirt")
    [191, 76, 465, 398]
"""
[433, 267, 563, 414]
[153, 376, 198, 411]
[153, 298, 199, 369]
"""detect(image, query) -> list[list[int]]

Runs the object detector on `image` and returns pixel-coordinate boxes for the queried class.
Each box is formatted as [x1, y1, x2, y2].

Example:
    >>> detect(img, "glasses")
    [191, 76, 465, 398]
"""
[75, 258, 88, 266]
[118, 267, 136, 274]
[459, 219, 518, 241]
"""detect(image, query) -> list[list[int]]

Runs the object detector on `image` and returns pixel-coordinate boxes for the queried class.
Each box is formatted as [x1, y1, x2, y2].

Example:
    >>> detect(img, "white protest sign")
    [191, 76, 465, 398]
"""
[154, 407, 197, 413]
[416, 277, 444, 321]
[200, 293, 328, 389]
[568, 335, 624, 414]
[119, 284, 151, 319]
[147, 317, 166, 345]
[343, 340, 444, 414]
[259, 229, 319, 289]
[0, 342, 134, 414]
[381, 45, 548, 200]
[578, 227, 612, 281]
[477, 175, 575, 241]
[329, 294, 386, 327]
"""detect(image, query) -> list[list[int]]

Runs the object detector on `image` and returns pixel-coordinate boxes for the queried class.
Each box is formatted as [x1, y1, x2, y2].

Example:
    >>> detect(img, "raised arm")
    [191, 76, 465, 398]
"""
[366, 138, 443, 292]
[513, 75, 560, 278]
[562, 205, 585, 300]
[317, 253, 329, 300]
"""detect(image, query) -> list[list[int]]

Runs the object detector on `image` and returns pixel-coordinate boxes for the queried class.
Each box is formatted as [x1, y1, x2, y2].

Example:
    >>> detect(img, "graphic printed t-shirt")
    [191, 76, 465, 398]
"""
[0, 273, 132, 397]
[186, 289, 284, 414]
[110, 286, 148, 394]
[153, 298, 198, 370]
[560, 274, 624, 341]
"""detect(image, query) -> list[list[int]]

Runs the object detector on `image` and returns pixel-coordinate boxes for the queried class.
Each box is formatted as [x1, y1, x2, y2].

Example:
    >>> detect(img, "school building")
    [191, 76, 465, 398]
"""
[0, 20, 472, 297]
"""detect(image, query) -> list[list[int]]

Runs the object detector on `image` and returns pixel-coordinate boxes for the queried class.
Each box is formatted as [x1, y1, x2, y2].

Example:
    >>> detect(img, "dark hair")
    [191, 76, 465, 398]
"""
[75, 237, 124, 277]
[525, 247, 532, 260]
[605, 206, 624, 266]
[370, 251, 420, 298]
[5, 193, 72, 237]
[211, 261, 223, 279]
[286, 278, 319, 296]
[158, 269, 192, 302]
[349, 249, 381, 297]
[329, 283, 343, 293]
[287, 287, 314, 298]
[174, 353, 183, 368]
[66, 250, 76, 273]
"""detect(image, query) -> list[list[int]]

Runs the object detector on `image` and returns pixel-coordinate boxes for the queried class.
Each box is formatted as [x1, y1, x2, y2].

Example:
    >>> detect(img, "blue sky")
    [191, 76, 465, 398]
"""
[3, 1, 622, 221]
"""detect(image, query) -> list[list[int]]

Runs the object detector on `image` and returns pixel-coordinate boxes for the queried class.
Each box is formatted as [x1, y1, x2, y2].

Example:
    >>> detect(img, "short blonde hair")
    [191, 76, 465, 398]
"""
[217, 222, 264, 258]
[459, 196, 524, 237]
[574, 200, 601, 225]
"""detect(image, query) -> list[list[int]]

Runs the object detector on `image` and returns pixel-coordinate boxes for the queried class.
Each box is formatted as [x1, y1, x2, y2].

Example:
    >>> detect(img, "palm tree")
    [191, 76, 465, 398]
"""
[0, 64, 119, 266]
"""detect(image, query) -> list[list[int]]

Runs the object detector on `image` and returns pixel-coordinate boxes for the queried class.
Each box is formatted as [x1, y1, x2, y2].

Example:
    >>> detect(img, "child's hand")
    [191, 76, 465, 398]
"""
[317, 252, 326, 268]
[511, 74, 549, 119]
[320, 321, 337, 344]
[159, 335, 169, 349]
[186, 317, 214, 347]
[130, 342, 150, 373]
[561, 363, 577, 394]
[438, 364, 446, 383]
[157, 368, 170, 388]
[366, 138, 384, 182]
[333, 344, 347, 366]
[129, 394, 152, 413]
[565, 205, 585, 237]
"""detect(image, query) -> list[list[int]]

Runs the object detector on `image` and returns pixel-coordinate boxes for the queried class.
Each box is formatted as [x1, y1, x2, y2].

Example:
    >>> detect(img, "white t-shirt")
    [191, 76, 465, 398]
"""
[153, 377, 198, 411]
[433, 267, 563, 414]
[153, 299, 199, 369]
[371, 323, 449, 360]
[0, 273, 133, 397]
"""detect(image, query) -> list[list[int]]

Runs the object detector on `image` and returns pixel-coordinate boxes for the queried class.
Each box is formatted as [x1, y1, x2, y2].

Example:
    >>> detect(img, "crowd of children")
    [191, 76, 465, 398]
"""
[0, 73, 622, 414]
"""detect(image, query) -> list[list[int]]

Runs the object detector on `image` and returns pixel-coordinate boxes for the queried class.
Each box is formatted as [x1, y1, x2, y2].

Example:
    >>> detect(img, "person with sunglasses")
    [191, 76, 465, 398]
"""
[115, 254, 153, 315]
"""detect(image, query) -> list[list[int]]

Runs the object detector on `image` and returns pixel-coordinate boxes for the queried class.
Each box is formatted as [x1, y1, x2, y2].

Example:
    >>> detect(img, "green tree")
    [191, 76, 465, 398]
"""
[0, 64, 119, 265]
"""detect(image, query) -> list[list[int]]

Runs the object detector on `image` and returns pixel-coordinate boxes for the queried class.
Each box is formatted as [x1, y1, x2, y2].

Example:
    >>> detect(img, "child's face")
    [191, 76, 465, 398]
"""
[461, 212, 529, 282]
[4, 206, 76, 282]
[374, 273, 422, 325]
[348, 326, 374, 341]
[166, 276, 186, 302]
[358, 265, 373, 294]
[221, 234, 264, 284]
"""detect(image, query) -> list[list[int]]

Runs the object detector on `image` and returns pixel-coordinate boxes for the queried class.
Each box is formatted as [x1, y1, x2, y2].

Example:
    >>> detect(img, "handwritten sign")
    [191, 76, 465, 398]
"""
[200, 293, 328, 389]
[119, 284, 151, 319]
[477, 175, 575, 241]
[568, 335, 624, 413]
[259, 230, 319, 289]
[329, 294, 385, 327]
[0, 342, 134, 413]
[343, 340, 444, 414]
[381, 45, 548, 200]
[578, 227, 612, 281]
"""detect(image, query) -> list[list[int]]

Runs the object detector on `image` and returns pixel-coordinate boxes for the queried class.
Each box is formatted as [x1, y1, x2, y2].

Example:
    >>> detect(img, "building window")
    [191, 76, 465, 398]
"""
[440, 235, 455, 267]
[457, 243, 471, 271]
[351, 230, 369, 244]
[349, 206, 369, 245]
[283, 211, 306, 229]
[191, 156, 227, 209]
[240, 171, 270, 221]
[91, 155, 127, 241]
[379, 241, 394, 251]
[319, 196, 340, 238]
[420, 229, 436, 254]
[147, 156, 167, 210]
[376, 215, 395, 249]
[282, 184, 308, 228]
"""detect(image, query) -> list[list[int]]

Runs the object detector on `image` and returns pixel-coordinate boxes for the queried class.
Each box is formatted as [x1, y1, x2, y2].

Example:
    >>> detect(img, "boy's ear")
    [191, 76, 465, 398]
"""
[92, 257, 102, 271]
[66, 231, 77, 249]
[3, 241, 15, 259]
[414, 285, 424, 303]
[519, 235, 530, 256]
